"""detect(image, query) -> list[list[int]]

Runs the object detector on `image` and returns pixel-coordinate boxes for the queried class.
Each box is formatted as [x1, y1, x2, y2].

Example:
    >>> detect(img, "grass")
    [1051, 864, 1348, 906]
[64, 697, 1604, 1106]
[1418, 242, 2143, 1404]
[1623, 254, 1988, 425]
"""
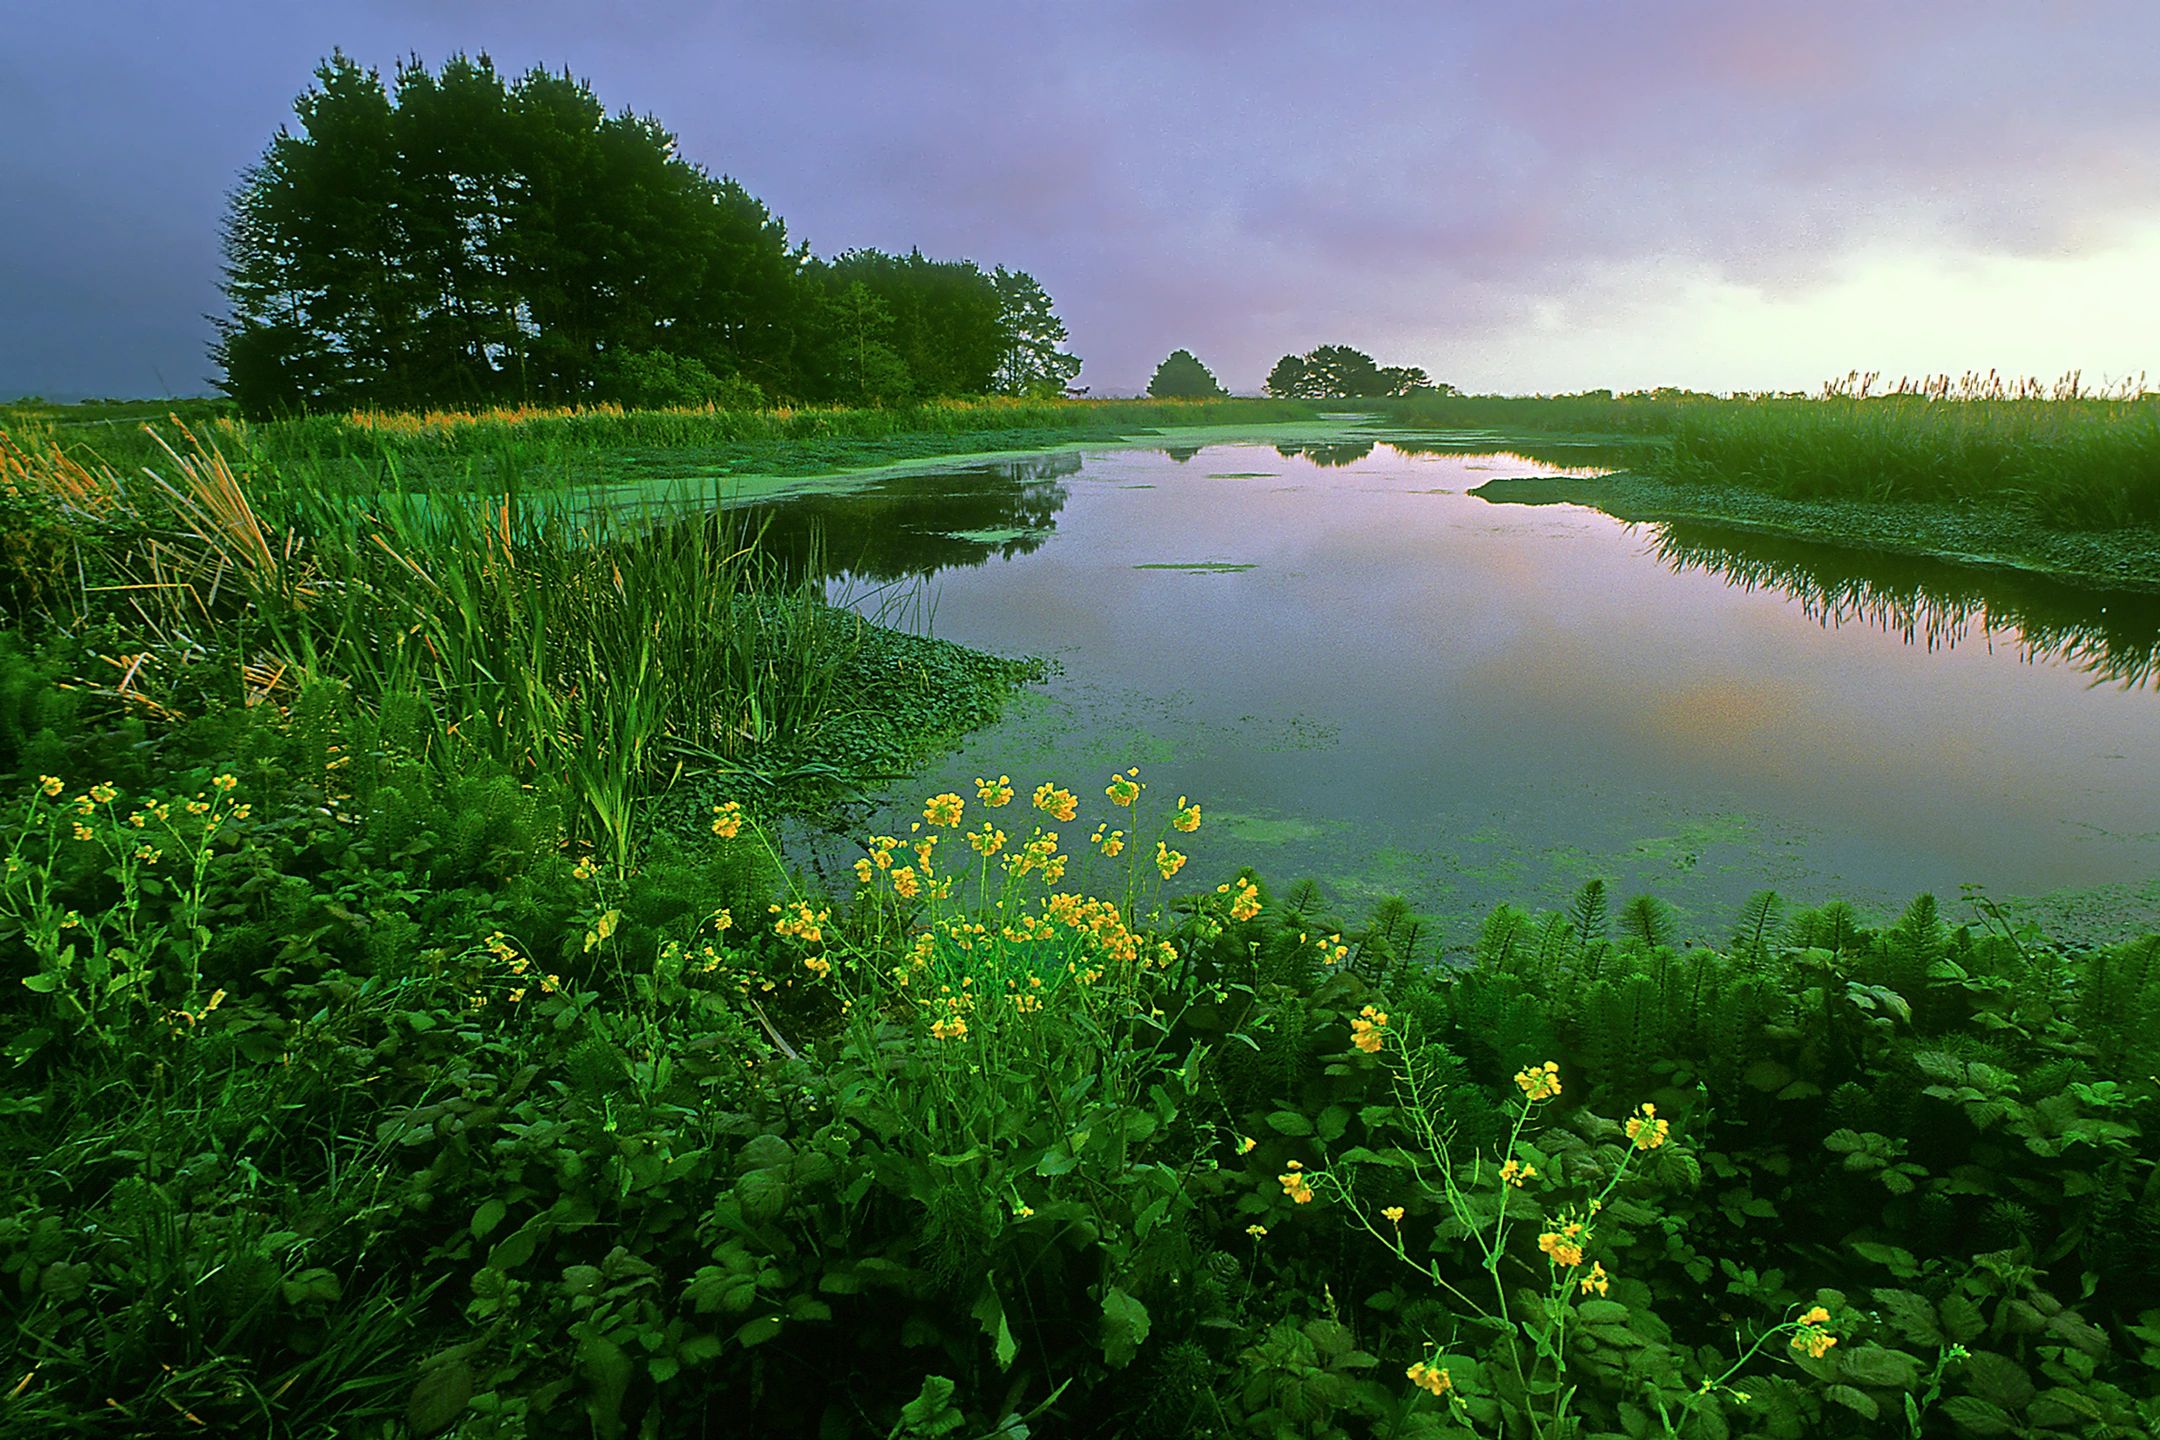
[1376, 377, 2160, 532]
[2, 396, 1314, 493]
[0, 418, 1047, 864]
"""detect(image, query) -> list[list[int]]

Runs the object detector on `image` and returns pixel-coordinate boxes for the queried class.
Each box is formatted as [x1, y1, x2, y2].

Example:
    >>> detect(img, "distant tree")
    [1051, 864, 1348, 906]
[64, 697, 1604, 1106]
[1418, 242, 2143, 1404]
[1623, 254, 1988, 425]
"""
[1147, 349, 1227, 398]
[992, 268, 1082, 397]
[1264, 353, 1313, 399]
[1264, 345, 1447, 398]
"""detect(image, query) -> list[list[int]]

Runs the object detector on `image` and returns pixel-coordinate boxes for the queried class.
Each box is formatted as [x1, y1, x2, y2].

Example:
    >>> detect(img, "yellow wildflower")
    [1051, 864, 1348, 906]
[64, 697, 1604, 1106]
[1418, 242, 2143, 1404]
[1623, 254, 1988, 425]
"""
[1246, 1224, 1268, 1238]
[854, 857, 875, 885]
[1155, 842, 1186, 880]
[70, 822, 95, 842]
[1279, 1168, 1314, 1205]
[38, 775, 63, 797]
[1515, 1061, 1563, 1103]
[1349, 1005, 1389, 1054]
[929, 1015, 968, 1041]
[1236, 1135, 1257, 1155]
[211, 773, 238, 793]
[710, 801, 744, 839]
[1791, 1306, 1838, 1359]
[1226, 877, 1261, 921]
[975, 775, 1013, 807]
[1172, 797, 1200, 832]
[1105, 773, 1141, 806]
[87, 783, 117, 805]
[1382, 1206, 1405, 1226]
[1406, 1362, 1452, 1398]
[1537, 1229, 1585, 1268]
[803, 955, 831, 979]
[1499, 1158, 1536, 1187]
[1625, 1102, 1670, 1151]
[1031, 783, 1079, 822]
[968, 824, 1007, 857]
[1579, 1261, 1610, 1296]
[1093, 824, 1125, 858]
[923, 792, 964, 828]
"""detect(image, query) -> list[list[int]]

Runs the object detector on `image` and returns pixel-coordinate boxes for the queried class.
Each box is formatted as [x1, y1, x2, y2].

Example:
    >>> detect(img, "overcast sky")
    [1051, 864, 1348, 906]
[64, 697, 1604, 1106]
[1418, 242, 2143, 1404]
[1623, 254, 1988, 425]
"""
[6, 2, 2159, 398]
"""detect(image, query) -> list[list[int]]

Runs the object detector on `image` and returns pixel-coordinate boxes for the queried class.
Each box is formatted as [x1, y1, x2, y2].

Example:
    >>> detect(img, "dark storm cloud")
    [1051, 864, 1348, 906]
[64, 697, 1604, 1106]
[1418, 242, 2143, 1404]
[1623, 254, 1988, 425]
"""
[5, 2, 2157, 397]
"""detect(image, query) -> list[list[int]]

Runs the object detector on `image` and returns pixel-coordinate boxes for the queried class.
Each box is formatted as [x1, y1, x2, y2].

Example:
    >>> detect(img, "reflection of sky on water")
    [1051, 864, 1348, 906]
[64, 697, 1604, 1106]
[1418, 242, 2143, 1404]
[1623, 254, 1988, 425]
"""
[750, 438, 2160, 941]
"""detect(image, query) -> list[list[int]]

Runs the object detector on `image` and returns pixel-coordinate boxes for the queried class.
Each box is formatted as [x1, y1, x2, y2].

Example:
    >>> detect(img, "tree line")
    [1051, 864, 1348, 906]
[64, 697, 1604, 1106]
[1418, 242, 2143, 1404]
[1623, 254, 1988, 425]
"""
[215, 53, 1080, 416]
[1148, 344, 1453, 399]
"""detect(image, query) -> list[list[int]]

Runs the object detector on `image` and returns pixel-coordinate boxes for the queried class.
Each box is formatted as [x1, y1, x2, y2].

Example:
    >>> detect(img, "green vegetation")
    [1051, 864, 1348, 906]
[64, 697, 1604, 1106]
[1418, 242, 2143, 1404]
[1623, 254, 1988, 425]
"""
[0, 396, 1312, 493]
[1266, 346, 1447, 400]
[1380, 377, 2160, 535]
[216, 53, 1079, 415]
[5, 682, 2159, 1436]
[1, 398, 2156, 1437]
[1148, 349, 1230, 399]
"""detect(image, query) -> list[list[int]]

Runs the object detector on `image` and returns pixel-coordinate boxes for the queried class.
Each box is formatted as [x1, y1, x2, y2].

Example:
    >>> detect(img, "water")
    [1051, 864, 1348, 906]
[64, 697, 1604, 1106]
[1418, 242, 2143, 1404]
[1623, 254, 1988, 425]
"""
[739, 429, 2160, 945]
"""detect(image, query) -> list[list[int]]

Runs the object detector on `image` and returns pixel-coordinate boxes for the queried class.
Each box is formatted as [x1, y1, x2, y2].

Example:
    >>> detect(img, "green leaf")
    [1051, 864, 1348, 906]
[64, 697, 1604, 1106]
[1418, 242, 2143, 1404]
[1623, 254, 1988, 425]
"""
[20, 973, 58, 993]
[470, 1197, 507, 1240]
[280, 1267, 342, 1306]
[577, 1333, 633, 1440]
[734, 1314, 784, 1347]
[1100, 1286, 1150, 1368]
[1575, 1300, 1630, 1324]
[406, 1350, 474, 1437]
[972, 1283, 1017, 1371]
[897, 1375, 965, 1436]
[1823, 1384, 1879, 1420]
[1264, 1109, 1313, 1137]
[484, 1221, 542, 1273]
[1838, 1344, 1921, 1389]
[1937, 1396, 2014, 1436]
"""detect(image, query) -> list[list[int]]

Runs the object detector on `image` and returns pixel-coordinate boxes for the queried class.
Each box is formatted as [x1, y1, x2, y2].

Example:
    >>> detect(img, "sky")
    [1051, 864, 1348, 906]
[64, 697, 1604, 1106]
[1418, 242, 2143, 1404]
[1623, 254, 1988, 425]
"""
[5, 2, 2160, 399]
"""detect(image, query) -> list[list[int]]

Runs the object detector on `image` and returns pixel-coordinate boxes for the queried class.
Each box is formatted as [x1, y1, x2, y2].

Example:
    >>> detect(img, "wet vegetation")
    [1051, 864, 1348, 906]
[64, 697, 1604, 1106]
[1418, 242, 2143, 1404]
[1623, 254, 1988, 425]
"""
[3, 402, 2159, 1438]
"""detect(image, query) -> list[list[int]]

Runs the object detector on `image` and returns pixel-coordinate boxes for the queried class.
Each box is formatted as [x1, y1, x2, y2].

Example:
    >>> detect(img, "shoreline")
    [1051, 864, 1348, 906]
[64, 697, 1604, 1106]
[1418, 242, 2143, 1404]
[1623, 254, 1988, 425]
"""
[1469, 470, 2160, 594]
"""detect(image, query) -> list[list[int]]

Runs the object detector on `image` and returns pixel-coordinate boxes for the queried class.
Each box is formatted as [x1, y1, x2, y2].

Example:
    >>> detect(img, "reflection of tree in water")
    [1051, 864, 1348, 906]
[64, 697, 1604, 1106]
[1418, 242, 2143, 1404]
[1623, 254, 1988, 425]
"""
[735, 451, 1079, 583]
[1157, 445, 1203, 464]
[1651, 521, 2160, 691]
[1273, 439, 1376, 468]
[1383, 436, 1644, 474]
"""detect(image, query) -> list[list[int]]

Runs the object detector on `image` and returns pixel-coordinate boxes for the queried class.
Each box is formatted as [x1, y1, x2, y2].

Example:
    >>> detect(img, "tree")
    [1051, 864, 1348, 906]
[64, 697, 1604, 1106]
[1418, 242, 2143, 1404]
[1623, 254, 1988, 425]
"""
[217, 54, 1084, 415]
[992, 268, 1082, 397]
[1147, 349, 1227, 399]
[1263, 344, 1446, 399]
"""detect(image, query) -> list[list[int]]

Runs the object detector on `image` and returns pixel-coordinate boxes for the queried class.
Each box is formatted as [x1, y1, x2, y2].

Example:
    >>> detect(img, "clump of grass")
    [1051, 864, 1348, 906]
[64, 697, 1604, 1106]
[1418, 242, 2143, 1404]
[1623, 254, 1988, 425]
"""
[1653, 386, 2160, 527]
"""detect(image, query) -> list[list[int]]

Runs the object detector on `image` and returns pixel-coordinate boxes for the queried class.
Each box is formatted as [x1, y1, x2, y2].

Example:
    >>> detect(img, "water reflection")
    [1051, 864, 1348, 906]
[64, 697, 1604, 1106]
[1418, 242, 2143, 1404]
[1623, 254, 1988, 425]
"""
[1273, 439, 1376, 467]
[1650, 521, 2160, 692]
[738, 452, 1078, 582]
[1386, 435, 1650, 474]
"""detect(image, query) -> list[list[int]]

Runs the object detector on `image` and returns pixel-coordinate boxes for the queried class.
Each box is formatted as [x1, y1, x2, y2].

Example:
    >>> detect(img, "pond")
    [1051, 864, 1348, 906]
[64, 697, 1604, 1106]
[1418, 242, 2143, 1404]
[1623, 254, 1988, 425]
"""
[733, 424, 2160, 947]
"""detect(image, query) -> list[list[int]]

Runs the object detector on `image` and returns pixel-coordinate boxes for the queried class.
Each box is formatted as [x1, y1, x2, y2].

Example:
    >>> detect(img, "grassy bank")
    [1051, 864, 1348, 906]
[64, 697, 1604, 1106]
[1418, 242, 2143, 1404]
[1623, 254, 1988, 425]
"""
[1, 397, 1315, 493]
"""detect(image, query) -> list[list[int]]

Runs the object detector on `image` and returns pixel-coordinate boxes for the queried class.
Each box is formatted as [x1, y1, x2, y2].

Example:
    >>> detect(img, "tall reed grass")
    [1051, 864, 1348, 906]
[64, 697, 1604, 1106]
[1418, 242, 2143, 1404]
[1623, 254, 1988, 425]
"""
[2, 421, 871, 860]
